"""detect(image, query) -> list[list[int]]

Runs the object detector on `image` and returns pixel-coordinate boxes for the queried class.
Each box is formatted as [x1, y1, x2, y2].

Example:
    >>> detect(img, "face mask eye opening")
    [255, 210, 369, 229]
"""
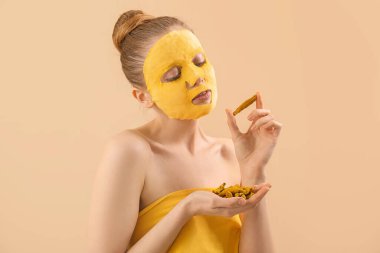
[161, 66, 182, 83]
[194, 60, 206, 67]
[192, 52, 207, 68]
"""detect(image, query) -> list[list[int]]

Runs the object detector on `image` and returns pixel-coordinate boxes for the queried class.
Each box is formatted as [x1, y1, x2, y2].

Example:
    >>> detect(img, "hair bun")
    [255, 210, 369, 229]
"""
[112, 10, 155, 53]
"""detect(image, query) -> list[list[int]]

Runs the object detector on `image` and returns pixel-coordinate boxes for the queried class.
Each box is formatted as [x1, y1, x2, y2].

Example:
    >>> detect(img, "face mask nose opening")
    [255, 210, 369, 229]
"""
[186, 77, 206, 90]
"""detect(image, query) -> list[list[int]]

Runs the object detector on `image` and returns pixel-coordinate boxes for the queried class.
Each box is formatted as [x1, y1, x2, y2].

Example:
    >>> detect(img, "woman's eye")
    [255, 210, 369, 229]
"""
[163, 67, 181, 82]
[193, 53, 206, 67]
[194, 60, 206, 67]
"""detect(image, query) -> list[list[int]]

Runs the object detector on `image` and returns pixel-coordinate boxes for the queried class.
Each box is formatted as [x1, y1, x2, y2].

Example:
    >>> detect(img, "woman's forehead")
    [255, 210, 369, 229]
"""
[145, 29, 204, 63]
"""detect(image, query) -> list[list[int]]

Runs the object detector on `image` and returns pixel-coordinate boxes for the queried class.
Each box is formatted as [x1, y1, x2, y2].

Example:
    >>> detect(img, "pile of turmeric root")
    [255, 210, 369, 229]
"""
[212, 182, 256, 199]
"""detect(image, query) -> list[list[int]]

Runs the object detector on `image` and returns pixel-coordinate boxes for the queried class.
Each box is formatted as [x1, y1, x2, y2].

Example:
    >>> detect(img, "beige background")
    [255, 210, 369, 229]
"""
[1, 0, 379, 252]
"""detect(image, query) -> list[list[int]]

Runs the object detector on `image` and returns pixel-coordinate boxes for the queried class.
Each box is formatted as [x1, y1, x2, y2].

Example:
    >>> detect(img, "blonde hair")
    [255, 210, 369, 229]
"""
[112, 10, 193, 89]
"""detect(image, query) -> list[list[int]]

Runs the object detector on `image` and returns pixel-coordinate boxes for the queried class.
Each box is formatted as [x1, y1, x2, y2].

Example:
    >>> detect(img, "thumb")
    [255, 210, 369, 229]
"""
[225, 108, 242, 139]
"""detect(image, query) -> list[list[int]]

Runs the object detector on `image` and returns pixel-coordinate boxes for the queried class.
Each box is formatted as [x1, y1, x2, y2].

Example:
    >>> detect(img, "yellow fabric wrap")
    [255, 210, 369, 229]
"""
[143, 29, 218, 120]
[127, 187, 242, 252]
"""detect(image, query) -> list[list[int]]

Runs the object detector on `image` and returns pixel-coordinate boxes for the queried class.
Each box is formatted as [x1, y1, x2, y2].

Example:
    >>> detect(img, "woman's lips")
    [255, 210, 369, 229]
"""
[192, 89, 211, 103]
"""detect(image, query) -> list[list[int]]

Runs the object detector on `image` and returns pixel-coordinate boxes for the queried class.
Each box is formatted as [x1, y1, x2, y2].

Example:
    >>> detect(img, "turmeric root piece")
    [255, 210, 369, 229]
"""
[241, 186, 251, 195]
[234, 192, 245, 198]
[212, 182, 226, 194]
[246, 191, 254, 199]
[218, 188, 229, 197]
[212, 182, 256, 199]
[233, 94, 257, 116]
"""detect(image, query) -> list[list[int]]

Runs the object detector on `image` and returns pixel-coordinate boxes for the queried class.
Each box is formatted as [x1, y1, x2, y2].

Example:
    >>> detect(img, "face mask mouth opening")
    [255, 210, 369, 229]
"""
[192, 89, 212, 104]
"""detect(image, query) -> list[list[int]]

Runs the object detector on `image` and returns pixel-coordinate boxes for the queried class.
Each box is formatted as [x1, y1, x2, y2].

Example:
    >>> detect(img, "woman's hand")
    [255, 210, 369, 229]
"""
[185, 182, 272, 217]
[225, 91, 282, 180]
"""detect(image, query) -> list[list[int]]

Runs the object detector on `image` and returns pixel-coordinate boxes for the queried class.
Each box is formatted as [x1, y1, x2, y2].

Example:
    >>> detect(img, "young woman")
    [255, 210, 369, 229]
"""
[87, 9, 282, 253]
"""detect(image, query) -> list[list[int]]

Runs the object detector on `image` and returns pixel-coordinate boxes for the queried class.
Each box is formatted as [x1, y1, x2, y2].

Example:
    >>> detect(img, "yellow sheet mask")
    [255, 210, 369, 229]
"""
[143, 29, 218, 120]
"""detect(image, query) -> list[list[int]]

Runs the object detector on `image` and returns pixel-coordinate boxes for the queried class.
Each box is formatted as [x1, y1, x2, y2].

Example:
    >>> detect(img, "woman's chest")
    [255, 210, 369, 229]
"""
[139, 144, 241, 211]
[140, 144, 240, 211]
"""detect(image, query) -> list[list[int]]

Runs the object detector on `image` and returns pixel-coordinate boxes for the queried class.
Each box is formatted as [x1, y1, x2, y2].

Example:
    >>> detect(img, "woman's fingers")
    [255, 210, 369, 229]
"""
[246, 183, 271, 205]
[256, 91, 263, 109]
[247, 109, 271, 121]
[262, 120, 283, 133]
[250, 182, 273, 192]
[251, 182, 272, 192]
[225, 108, 242, 139]
[249, 114, 274, 132]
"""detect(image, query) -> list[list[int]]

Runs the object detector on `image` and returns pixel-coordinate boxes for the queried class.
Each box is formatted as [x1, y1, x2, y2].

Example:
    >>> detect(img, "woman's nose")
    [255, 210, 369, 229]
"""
[186, 77, 205, 89]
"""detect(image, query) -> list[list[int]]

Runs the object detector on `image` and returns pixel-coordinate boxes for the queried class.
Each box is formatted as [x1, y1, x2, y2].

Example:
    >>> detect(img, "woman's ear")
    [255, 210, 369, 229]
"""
[132, 88, 154, 108]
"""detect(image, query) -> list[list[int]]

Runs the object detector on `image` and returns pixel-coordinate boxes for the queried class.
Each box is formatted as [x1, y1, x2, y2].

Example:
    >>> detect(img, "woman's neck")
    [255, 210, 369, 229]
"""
[149, 116, 209, 154]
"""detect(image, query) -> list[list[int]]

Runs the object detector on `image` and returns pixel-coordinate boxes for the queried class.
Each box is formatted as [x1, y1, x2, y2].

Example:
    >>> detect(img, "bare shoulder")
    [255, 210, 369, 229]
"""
[99, 129, 153, 177]
[106, 128, 151, 154]
[87, 130, 152, 252]
[95, 127, 153, 194]
[93, 128, 153, 204]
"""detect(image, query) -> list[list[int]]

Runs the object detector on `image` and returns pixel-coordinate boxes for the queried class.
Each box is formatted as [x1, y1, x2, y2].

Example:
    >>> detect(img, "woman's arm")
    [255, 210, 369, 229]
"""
[127, 197, 192, 253]
[239, 172, 275, 253]
[224, 92, 281, 253]
[87, 133, 148, 253]
[87, 131, 195, 253]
